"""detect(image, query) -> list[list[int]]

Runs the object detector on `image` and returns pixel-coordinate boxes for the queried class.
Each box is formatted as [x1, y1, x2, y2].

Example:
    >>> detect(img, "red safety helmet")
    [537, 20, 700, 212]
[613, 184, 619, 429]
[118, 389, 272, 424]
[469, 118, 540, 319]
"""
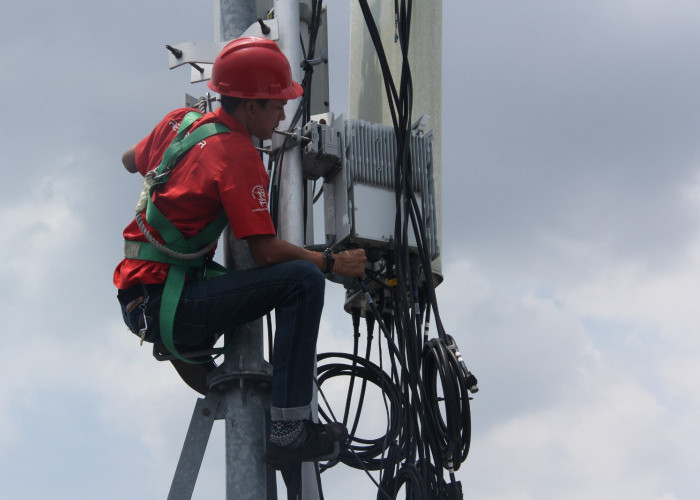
[208, 36, 303, 100]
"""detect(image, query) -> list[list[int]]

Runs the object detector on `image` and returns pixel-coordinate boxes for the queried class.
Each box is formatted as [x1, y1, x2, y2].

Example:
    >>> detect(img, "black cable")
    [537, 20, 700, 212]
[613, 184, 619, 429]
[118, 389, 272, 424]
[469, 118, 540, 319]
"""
[343, 308, 362, 427]
[311, 2, 474, 498]
[422, 337, 472, 470]
[270, 2, 476, 498]
[350, 312, 376, 441]
[316, 351, 403, 471]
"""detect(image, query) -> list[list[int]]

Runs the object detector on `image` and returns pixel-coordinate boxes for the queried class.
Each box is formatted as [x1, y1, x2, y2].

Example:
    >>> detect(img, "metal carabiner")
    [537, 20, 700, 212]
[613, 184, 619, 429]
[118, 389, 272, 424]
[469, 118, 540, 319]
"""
[138, 303, 148, 346]
[137, 286, 151, 346]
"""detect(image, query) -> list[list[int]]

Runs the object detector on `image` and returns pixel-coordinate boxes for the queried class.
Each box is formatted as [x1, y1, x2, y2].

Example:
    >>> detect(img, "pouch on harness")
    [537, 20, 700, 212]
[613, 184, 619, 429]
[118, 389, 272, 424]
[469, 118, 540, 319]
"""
[124, 111, 231, 364]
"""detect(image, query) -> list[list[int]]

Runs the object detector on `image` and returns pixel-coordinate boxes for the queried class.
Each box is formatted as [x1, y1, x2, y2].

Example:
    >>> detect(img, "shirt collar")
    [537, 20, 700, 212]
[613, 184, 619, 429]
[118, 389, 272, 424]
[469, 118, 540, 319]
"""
[200, 106, 249, 136]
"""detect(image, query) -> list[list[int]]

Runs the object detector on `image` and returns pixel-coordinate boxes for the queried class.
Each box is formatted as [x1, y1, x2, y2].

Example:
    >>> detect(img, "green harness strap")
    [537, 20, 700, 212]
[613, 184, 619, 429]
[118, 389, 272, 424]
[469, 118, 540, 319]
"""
[125, 111, 231, 363]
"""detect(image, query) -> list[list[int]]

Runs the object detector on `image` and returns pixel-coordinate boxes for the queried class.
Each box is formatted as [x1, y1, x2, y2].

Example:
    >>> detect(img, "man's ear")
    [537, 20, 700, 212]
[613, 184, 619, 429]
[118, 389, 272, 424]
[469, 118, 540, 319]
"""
[244, 99, 258, 116]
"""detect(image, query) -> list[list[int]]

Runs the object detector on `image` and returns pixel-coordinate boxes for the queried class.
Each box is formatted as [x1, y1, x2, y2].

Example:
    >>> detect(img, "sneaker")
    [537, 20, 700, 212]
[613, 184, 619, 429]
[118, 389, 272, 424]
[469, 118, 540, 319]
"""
[266, 420, 348, 469]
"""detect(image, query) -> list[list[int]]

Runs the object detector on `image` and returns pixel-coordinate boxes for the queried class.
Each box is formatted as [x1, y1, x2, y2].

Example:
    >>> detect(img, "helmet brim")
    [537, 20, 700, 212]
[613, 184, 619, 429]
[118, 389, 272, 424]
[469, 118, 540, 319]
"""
[208, 79, 303, 100]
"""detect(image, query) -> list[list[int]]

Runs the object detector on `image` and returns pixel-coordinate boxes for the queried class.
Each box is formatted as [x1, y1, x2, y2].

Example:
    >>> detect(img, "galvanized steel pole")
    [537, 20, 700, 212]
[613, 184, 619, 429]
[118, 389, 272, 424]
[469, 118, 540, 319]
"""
[271, 1, 322, 497]
[216, 2, 276, 500]
[216, 0, 320, 497]
[272, 0, 306, 246]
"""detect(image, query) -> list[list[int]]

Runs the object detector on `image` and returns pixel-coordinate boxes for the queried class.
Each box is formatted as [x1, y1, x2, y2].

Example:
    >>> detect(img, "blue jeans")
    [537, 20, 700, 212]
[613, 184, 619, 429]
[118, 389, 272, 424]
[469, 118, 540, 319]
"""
[119, 260, 325, 414]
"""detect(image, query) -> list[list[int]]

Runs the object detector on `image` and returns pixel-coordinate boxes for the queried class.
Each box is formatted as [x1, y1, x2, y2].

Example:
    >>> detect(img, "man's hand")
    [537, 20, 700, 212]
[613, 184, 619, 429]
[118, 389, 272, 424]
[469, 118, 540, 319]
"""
[331, 249, 367, 277]
[246, 234, 367, 277]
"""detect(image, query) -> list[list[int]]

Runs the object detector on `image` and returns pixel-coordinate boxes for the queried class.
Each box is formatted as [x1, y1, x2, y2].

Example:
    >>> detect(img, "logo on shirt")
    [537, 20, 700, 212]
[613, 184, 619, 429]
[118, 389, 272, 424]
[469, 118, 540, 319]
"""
[252, 185, 268, 211]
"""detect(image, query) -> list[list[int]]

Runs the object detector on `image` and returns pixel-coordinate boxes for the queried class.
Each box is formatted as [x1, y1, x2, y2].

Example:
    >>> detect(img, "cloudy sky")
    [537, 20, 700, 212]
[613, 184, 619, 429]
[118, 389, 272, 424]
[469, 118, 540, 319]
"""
[1, 1, 699, 499]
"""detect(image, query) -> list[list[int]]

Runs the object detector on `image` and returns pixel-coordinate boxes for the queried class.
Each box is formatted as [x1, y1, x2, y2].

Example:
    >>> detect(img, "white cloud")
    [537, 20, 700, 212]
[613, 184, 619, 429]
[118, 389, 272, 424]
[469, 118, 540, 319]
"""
[436, 212, 700, 499]
[0, 162, 86, 292]
[560, 171, 700, 344]
[3, 0, 700, 498]
[469, 368, 677, 499]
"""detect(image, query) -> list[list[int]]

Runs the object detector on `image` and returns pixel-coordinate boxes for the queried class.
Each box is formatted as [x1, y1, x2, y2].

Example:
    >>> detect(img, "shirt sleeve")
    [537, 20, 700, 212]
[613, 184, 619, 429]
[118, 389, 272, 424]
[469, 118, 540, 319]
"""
[215, 147, 276, 239]
[134, 109, 192, 176]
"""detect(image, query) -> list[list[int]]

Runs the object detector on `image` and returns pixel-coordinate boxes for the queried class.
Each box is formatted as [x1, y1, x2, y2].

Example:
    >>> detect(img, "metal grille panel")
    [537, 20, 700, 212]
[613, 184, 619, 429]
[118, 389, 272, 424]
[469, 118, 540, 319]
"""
[342, 119, 439, 259]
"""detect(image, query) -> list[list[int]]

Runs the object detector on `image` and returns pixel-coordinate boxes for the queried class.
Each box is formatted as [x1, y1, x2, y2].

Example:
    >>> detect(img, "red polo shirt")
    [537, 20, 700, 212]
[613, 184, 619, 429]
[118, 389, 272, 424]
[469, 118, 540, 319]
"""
[113, 107, 276, 289]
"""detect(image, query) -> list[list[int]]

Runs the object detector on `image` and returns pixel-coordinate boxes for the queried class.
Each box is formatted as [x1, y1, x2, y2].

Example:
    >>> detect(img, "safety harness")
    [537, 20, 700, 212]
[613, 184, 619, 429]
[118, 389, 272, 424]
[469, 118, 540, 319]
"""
[124, 111, 231, 363]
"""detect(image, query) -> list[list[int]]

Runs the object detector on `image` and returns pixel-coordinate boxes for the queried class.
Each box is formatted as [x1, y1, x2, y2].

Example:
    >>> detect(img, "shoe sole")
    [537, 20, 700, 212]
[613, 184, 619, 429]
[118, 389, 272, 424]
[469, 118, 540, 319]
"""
[265, 442, 340, 469]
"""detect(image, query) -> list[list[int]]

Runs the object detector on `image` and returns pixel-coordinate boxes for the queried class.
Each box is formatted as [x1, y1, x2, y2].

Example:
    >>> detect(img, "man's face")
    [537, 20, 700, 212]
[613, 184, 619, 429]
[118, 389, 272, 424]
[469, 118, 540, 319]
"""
[247, 99, 287, 140]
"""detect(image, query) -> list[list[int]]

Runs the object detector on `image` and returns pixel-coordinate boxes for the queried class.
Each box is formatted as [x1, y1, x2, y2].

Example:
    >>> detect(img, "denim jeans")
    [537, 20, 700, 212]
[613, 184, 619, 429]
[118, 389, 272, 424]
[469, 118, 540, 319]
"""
[119, 260, 325, 413]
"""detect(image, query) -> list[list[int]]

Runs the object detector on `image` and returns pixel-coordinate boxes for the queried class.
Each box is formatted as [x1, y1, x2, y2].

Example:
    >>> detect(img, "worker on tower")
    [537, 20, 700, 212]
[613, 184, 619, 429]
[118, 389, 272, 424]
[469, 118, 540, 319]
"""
[113, 36, 365, 468]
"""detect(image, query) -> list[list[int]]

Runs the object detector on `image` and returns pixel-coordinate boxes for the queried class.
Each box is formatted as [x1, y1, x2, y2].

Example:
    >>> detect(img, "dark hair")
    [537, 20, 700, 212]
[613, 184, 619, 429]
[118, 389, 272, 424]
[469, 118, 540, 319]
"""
[220, 95, 268, 114]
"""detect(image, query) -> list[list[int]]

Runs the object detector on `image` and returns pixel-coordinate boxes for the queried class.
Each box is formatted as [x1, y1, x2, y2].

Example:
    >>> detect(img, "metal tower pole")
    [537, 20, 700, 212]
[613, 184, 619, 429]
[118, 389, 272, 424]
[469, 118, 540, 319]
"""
[166, 1, 325, 498]
[272, 0, 306, 246]
[216, 2, 276, 499]
[215, 0, 256, 41]
[270, 1, 322, 498]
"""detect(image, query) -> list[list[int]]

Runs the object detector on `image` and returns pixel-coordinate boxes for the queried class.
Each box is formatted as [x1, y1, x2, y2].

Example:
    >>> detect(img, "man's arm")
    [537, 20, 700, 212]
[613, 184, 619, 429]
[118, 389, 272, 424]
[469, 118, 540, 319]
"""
[122, 145, 138, 173]
[246, 234, 366, 277]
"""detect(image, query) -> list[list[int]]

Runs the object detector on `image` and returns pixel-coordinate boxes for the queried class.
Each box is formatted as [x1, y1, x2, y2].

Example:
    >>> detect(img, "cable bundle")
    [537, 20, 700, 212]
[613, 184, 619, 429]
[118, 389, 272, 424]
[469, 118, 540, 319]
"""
[266, 0, 325, 229]
[313, 1, 478, 498]
[261, 1, 478, 497]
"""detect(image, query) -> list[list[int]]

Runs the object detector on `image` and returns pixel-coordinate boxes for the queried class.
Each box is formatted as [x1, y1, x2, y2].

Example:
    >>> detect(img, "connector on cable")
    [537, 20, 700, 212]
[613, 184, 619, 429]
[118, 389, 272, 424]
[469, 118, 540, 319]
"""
[351, 307, 361, 339]
[464, 370, 479, 394]
[446, 480, 464, 500]
[446, 336, 479, 394]
[365, 310, 375, 341]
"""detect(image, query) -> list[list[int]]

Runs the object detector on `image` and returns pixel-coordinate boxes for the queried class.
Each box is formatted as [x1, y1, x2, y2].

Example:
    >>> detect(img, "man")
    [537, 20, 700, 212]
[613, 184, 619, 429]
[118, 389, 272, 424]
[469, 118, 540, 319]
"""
[114, 36, 366, 468]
